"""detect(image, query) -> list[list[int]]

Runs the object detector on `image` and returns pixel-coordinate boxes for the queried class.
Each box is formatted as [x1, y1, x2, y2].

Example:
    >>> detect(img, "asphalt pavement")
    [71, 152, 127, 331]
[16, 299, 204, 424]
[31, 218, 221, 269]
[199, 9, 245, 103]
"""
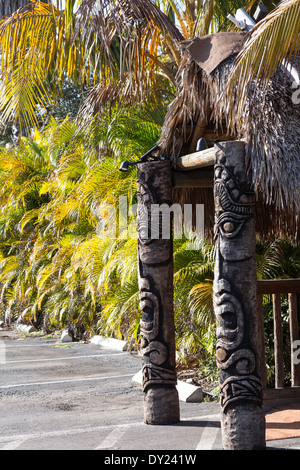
[0, 328, 300, 454]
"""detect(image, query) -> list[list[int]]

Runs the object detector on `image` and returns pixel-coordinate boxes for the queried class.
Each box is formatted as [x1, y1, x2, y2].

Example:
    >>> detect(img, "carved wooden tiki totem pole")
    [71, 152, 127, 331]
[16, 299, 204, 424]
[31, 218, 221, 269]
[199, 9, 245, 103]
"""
[137, 160, 180, 425]
[213, 142, 266, 449]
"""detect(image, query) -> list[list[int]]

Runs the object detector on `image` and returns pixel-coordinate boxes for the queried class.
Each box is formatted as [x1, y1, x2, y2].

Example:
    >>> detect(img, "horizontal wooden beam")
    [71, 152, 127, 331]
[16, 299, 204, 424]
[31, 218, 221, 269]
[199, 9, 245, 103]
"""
[172, 140, 246, 186]
[263, 386, 300, 405]
[172, 168, 214, 188]
[175, 147, 215, 171]
[257, 279, 300, 294]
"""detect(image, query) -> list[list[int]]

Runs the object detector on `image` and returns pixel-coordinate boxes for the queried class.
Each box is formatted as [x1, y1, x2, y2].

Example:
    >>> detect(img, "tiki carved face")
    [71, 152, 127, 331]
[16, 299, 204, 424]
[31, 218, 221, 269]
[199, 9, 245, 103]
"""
[214, 163, 255, 261]
[213, 147, 263, 412]
[137, 178, 171, 264]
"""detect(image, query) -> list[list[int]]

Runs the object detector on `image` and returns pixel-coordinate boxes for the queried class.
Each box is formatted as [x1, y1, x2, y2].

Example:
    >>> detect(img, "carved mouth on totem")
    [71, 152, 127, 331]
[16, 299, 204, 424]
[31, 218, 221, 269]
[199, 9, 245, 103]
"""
[214, 279, 256, 375]
[215, 292, 244, 351]
[139, 291, 160, 341]
[216, 302, 237, 338]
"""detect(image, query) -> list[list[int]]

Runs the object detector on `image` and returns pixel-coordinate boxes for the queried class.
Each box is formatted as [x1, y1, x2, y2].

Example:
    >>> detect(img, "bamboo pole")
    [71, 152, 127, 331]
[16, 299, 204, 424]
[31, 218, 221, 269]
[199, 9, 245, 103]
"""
[175, 147, 215, 171]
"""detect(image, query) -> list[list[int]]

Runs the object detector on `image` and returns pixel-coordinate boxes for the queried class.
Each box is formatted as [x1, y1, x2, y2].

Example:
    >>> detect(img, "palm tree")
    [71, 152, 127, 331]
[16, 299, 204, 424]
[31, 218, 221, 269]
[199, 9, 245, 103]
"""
[0, 0, 285, 134]
[0, 0, 298, 362]
[157, 0, 270, 36]
[223, 0, 300, 128]
[0, 0, 183, 133]
[0, 107, 297, 370]
[0, 0, 37, 16]
[0, 98, 168, 332]
[0, 128, 52, 325]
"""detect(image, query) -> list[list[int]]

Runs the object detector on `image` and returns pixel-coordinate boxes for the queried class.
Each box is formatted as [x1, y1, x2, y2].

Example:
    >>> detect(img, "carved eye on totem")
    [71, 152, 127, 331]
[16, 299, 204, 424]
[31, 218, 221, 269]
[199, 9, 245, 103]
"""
[217, 212, 249, 239]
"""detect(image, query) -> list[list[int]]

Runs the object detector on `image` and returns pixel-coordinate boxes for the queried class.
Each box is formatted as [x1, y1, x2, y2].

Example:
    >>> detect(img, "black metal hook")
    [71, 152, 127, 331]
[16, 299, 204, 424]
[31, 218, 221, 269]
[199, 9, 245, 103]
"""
[119, 145, 163, 172]
[196, 138, 224, 151]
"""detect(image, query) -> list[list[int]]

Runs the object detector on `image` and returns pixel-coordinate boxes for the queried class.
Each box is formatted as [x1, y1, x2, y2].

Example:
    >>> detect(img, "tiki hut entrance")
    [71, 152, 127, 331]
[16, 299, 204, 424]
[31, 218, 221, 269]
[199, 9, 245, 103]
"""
[137, 31, 300, 450]
[159, 31, 300, 242]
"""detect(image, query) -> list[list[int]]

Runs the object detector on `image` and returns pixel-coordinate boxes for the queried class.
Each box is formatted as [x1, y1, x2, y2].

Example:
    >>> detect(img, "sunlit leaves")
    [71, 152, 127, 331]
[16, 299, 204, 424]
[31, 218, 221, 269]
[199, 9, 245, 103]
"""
[0, 0, 183, 131]
[223, 0, 300, 127]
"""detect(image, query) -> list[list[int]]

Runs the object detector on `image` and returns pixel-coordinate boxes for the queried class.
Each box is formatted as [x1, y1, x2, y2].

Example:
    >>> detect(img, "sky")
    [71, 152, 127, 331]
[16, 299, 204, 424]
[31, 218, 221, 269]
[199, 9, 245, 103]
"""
[51, 1, 81, 12]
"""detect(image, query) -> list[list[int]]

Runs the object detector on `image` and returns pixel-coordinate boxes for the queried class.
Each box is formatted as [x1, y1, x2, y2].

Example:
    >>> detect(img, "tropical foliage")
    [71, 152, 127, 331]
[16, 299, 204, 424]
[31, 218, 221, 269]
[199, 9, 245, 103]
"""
[0, 105, 159, 337]
[0, 108, 215, 347]
[0, 0, 288, 134]
[0, 112, 299, 387]
[0, 0, 299, 385]
[224, 0, 300, 126]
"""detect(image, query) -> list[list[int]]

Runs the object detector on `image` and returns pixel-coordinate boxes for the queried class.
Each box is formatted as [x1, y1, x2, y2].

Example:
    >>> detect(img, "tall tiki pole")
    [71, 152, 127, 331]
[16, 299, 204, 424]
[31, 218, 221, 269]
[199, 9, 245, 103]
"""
[213, 141, 266, 450]
[137, 160, 180, 425]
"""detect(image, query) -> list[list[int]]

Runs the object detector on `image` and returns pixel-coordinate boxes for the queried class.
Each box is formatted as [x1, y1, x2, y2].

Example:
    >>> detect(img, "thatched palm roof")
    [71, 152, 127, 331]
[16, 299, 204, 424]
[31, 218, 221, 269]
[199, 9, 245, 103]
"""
[158, 32, 300, 242]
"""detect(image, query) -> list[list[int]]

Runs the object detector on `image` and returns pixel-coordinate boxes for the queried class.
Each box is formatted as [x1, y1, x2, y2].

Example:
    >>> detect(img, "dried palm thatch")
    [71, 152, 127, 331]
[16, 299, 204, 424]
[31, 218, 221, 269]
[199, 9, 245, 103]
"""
[158, 32, 300, 242]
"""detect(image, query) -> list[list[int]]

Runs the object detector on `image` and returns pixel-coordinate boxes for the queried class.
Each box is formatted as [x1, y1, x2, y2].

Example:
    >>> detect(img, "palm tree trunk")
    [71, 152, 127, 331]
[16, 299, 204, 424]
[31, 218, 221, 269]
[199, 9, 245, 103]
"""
[0, 1, 49, 16]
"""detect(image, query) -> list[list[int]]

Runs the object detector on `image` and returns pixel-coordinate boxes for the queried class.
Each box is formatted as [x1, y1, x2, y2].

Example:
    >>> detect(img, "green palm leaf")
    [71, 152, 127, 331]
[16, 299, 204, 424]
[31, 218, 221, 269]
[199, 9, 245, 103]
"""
[223, 0, 300, 125]
[0, 0, 183, 132]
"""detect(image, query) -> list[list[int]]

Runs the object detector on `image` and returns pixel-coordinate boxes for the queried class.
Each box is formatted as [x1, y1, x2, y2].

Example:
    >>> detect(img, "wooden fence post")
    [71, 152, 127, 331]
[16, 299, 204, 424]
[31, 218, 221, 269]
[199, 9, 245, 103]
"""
[289, 293, 300, 387]
[137, 160, 180, 425]
[213, 141, 266, 450]
[273, 294, 285, 388]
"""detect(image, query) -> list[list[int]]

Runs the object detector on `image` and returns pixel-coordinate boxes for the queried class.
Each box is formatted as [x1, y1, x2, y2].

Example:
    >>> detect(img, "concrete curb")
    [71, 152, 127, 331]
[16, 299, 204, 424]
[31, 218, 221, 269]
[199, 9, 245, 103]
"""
[90, 335, 127, 351]
[132, 369, 203, 403]
[15, 323, 37, 334]
[90, 336, 203, 403]
[61, 329, 73, 343]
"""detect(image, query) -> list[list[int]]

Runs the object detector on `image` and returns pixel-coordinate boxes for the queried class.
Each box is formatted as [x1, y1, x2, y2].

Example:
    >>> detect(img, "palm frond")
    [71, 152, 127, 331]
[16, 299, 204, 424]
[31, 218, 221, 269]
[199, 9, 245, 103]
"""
[0, 0, 184, 131]
[0, 2, 59, 131]
[188, 280, 214, 326]
[256, 239, 284, 280]
[222, 0, 300, 126]
[99, 280, 140, 339]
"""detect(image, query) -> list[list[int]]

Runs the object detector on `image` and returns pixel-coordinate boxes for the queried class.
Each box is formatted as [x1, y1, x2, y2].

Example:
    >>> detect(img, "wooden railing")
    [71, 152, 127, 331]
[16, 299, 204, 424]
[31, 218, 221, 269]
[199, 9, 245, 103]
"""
[257, 279, 300, 405]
